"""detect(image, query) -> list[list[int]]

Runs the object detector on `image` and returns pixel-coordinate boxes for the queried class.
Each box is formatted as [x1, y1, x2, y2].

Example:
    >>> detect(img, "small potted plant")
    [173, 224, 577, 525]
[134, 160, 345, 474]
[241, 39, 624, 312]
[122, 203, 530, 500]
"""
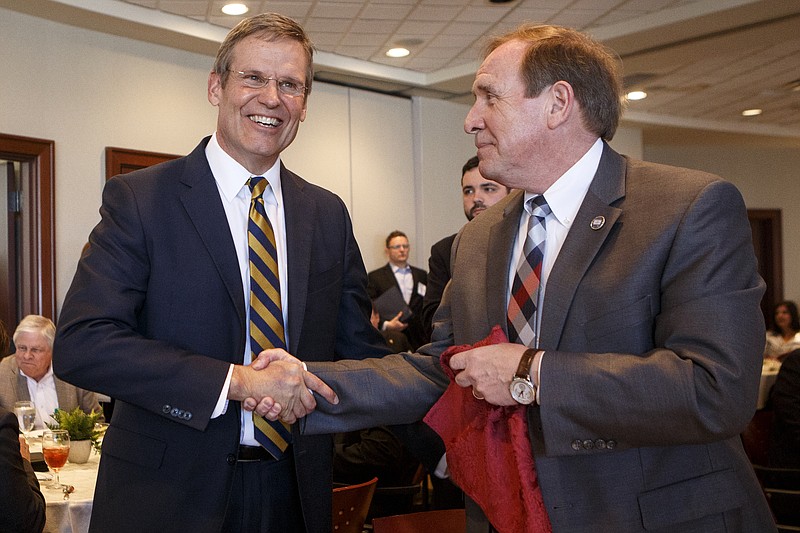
[48, 407, 103, 464]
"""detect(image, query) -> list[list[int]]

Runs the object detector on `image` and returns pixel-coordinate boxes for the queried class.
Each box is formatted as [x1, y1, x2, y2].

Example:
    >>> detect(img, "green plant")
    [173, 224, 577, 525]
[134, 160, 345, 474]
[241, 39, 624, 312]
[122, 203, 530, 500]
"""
[47, 407, 103, 452]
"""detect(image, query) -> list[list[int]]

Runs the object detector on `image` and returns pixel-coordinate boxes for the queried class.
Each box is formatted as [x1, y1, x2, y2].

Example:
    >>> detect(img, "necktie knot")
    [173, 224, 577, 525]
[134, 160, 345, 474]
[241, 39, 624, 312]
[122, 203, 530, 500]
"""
[248, 176, 267, 199]
[528, 195, 551, 221]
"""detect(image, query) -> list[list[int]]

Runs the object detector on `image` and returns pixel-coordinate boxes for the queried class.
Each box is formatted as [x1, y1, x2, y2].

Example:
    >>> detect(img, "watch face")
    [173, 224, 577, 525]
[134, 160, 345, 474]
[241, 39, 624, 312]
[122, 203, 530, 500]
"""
[511, 379, 534, 405]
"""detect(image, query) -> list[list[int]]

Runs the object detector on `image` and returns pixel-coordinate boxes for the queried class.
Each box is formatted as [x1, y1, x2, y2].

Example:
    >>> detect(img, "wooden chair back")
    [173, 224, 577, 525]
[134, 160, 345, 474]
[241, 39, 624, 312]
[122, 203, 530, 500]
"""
[371, 508, 466, 533]
[332, 477, 378, 533]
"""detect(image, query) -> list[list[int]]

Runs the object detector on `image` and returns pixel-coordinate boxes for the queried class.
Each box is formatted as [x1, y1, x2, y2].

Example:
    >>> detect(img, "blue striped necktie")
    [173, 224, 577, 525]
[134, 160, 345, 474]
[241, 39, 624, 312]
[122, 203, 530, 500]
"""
[248, 176, 292, 459]
[507, 195, 550, 347]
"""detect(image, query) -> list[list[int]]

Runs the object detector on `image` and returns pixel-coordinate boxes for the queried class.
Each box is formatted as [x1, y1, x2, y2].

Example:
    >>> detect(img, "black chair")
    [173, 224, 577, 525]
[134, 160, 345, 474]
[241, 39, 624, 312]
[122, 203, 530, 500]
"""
[368, 464, 429, 518]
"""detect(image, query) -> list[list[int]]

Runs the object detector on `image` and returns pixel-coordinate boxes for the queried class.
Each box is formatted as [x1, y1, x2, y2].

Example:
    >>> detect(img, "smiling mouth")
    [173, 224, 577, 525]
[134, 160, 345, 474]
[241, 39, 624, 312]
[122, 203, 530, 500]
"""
[249, 115, 281, 127]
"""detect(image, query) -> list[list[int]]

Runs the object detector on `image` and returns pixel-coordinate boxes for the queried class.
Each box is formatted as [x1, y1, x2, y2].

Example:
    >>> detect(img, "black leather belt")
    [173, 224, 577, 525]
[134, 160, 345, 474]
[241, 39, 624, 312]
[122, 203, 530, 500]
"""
[237, 445, 277, 462]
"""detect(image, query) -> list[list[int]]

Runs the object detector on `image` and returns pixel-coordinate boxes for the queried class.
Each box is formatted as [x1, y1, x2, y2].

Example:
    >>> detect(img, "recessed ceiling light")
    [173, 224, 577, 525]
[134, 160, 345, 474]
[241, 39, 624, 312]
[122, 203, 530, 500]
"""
[626, 90, 647, 101]
[386, 47, 410, 58]
[741, 108, 762, 117]
[222, 3, 249, 16]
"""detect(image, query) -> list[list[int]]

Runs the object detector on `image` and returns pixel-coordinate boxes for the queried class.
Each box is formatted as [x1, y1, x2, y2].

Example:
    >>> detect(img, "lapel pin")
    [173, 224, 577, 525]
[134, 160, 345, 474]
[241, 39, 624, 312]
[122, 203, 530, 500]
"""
[590, 216, 605, 230]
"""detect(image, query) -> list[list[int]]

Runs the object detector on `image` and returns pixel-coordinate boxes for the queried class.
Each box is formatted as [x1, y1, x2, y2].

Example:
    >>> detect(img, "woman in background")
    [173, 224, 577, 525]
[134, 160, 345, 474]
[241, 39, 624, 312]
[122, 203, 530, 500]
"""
[765, 300, 800, 361]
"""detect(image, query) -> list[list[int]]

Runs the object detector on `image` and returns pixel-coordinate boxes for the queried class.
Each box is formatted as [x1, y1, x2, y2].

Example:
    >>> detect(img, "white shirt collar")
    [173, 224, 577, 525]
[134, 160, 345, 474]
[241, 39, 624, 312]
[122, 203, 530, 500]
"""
[523, 137, 604, 230]
[390, 262, 410, 273]
[205, 133, 283, 205]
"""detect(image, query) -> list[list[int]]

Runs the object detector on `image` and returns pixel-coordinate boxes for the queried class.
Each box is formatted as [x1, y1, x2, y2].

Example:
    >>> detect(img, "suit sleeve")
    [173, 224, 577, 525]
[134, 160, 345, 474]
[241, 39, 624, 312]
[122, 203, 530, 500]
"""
[53, 175, 231, 431]
[539, 179, 766, 455]
[0, 410, 45, 533]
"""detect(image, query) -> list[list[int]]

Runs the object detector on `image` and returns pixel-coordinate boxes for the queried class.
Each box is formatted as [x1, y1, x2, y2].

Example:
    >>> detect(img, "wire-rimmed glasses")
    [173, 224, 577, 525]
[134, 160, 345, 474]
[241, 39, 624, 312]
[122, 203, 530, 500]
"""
[228, 70, 307, 97]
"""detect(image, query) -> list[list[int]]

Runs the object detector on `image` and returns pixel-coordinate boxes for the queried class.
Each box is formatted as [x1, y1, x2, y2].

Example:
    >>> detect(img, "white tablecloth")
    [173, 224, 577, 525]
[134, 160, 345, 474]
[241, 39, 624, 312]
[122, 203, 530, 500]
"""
[39, 448, 100, 533]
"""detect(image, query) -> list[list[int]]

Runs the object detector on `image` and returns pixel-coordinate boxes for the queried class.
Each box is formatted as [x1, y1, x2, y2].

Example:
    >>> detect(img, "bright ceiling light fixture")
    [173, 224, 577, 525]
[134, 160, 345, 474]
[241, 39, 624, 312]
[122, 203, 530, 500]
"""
[386, 47, 410, 58]
[626, 90, 647, 101]
[222, 3, 249, 16]
[741, 108, 763, 117]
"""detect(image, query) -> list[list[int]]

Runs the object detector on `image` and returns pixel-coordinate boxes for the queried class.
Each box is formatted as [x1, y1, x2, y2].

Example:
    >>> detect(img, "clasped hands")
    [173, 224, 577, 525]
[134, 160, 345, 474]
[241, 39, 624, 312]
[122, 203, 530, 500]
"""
[229, 350, 337, 424]
[231, 342, 530, 423]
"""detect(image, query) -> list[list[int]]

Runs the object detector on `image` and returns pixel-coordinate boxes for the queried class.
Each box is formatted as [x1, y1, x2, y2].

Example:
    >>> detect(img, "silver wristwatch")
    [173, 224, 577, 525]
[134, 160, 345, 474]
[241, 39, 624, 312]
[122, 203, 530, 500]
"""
[509, 348, 538, 405]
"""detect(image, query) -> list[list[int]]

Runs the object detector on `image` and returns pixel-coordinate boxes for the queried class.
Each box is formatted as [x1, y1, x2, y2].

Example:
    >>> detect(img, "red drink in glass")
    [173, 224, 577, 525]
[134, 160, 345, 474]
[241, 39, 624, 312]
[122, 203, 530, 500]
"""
[43, 446, 70, 469]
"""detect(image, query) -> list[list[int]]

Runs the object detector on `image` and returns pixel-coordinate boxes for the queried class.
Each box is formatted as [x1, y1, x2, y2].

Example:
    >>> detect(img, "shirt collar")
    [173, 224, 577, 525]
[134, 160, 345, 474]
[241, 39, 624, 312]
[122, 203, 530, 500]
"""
[390, 262, 410, 273]
[523, 137, 603, 230]
[205, 133, 283, 205]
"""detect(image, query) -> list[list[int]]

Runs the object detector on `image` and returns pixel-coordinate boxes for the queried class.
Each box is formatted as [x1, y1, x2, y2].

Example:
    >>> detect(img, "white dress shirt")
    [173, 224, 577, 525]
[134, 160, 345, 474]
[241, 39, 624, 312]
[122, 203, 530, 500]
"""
[205, 133, 290, 446]
[391, 263, 414, 304]
[22, 365, 59, 429]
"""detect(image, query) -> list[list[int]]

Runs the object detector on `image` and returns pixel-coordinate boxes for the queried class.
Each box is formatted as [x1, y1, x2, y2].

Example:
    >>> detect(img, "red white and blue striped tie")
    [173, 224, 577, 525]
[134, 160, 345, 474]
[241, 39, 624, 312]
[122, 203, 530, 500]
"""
[507, 195, 550, 347]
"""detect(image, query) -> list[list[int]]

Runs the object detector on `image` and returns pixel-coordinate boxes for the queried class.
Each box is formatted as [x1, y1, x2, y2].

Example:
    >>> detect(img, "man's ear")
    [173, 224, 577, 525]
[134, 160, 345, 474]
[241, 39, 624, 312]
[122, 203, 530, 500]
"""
[546, 80, 574, 130]
[208, 71, 221, 106]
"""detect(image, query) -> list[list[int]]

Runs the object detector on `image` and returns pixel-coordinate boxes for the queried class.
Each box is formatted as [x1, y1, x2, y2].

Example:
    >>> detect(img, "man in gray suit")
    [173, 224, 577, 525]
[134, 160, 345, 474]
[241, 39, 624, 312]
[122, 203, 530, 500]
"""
[0, 315, 101, 428]
[256, 22, 775, 532]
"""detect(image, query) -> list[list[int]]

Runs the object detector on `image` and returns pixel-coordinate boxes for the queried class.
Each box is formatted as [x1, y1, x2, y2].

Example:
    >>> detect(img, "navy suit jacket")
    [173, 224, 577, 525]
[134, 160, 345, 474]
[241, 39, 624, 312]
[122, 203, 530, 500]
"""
[54, 137, 390, 533]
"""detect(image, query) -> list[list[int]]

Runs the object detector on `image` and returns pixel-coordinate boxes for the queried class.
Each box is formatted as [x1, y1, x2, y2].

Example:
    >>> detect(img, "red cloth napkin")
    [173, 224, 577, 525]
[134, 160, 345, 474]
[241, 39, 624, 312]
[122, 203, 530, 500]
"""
[424, 325, 552, 533]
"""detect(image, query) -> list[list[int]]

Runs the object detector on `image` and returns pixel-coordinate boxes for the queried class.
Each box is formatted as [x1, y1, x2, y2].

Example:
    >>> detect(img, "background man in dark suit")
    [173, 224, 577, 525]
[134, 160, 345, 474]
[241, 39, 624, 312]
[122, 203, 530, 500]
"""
[267, 22, 775, 532]
[368, 231, 428, 350]
[422, 156, 510, 340]
[54, 13, 388, 533]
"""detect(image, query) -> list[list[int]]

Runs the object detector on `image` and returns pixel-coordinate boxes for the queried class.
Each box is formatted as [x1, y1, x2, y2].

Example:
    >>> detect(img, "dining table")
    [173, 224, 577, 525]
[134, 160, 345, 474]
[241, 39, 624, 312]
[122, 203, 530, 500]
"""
[30, 435, 101, 533]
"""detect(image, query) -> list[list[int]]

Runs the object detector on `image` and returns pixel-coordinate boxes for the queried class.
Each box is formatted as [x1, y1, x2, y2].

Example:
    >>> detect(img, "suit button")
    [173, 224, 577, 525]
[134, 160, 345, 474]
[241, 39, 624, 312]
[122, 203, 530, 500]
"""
[226, 454, 236, 466]
[594, 439, 606, 450]
[606, 440, 617, 450]
[171, 408, 180, 417]
[582, 439, 594, 450]
[162, 405, 171, 414]
[571, 440, 582, 451]
[183, 412, 192, 421]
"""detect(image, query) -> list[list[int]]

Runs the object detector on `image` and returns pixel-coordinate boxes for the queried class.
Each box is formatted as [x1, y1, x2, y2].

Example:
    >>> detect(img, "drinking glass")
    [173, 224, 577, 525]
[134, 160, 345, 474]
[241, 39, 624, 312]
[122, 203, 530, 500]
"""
[13, 400, 36, 434]
[42, 430, 70, 489]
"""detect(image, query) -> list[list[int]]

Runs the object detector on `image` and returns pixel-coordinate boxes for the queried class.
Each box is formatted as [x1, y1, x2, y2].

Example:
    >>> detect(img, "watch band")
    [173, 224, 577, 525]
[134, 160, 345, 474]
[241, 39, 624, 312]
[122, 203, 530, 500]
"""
[515, 348, 538, 379]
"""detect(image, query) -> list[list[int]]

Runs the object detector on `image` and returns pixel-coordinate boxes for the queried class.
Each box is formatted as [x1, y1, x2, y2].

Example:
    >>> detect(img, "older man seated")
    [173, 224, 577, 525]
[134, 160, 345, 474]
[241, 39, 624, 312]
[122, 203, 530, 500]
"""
[0, 315, 102, 428]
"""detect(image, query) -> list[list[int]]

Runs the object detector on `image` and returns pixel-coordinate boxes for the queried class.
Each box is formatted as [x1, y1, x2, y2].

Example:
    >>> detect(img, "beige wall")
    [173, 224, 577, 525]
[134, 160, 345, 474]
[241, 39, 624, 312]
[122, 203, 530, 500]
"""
[643, 129, 800, 304]
[2, 6, 799, 319]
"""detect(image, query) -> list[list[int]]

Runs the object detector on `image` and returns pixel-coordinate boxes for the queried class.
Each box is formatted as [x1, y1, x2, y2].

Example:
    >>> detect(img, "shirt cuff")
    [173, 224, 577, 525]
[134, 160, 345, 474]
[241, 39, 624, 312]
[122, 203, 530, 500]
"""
[433, 453, 449, 479]
[533, 350, 545, 405]
[211, 364, 234, 419]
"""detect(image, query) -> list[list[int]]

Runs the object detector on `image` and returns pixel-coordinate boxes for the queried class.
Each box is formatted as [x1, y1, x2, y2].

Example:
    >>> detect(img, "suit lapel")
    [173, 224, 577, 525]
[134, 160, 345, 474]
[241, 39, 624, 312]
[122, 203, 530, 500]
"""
[487, 191, 525, 333]
[540, 143, 626, 348]
[178, 140, 245, 327]
[281, 165, 315, 354]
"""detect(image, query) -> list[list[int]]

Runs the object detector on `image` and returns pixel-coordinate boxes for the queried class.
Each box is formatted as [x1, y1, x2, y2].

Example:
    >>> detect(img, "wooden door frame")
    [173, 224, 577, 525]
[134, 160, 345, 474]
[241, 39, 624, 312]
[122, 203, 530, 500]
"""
[0, 133, 55, 324]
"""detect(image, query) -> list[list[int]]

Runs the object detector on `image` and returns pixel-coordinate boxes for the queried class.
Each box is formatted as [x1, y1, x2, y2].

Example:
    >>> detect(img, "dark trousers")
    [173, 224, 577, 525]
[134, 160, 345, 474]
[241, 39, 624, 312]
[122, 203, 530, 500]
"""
[222, 453, 305, 532]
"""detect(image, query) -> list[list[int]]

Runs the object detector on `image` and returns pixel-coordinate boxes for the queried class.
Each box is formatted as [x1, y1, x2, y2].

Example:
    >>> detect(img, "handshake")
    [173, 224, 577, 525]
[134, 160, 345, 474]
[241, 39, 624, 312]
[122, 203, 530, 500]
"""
[228, 349, 337, 424]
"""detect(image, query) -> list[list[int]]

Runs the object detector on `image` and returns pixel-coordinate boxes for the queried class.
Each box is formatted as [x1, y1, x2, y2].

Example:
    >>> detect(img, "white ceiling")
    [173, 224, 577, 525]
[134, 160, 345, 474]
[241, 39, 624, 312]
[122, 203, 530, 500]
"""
[4, 0, 800, 138]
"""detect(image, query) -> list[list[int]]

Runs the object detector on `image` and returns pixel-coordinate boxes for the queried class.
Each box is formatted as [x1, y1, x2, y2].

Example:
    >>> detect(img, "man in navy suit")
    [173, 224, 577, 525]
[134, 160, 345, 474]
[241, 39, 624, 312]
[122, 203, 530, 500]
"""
[367, 231, 428, 350]
[54, 13, 389, 533]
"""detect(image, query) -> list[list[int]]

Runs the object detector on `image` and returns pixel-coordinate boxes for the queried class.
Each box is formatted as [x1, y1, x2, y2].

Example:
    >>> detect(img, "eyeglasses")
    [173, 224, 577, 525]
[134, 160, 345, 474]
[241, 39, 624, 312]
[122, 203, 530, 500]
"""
[228, 70, 307, 97]
[388, 244, 410, 250]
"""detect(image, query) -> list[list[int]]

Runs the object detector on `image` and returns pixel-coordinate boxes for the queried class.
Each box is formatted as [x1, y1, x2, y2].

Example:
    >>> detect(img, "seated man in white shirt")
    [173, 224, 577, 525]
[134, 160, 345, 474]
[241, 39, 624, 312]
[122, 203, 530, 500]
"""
[0, 315, 102, 428]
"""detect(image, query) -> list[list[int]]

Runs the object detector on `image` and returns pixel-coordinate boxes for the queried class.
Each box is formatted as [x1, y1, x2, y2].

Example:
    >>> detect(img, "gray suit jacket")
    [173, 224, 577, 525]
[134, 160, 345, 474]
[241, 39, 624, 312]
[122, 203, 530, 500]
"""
[307, 143, 775, 532]
[0, 356, 101, 419]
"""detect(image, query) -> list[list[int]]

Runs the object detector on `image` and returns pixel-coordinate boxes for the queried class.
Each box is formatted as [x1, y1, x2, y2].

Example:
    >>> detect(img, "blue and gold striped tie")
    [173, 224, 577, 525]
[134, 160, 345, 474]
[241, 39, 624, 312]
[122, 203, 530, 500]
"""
[248, 176, 292, 459]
